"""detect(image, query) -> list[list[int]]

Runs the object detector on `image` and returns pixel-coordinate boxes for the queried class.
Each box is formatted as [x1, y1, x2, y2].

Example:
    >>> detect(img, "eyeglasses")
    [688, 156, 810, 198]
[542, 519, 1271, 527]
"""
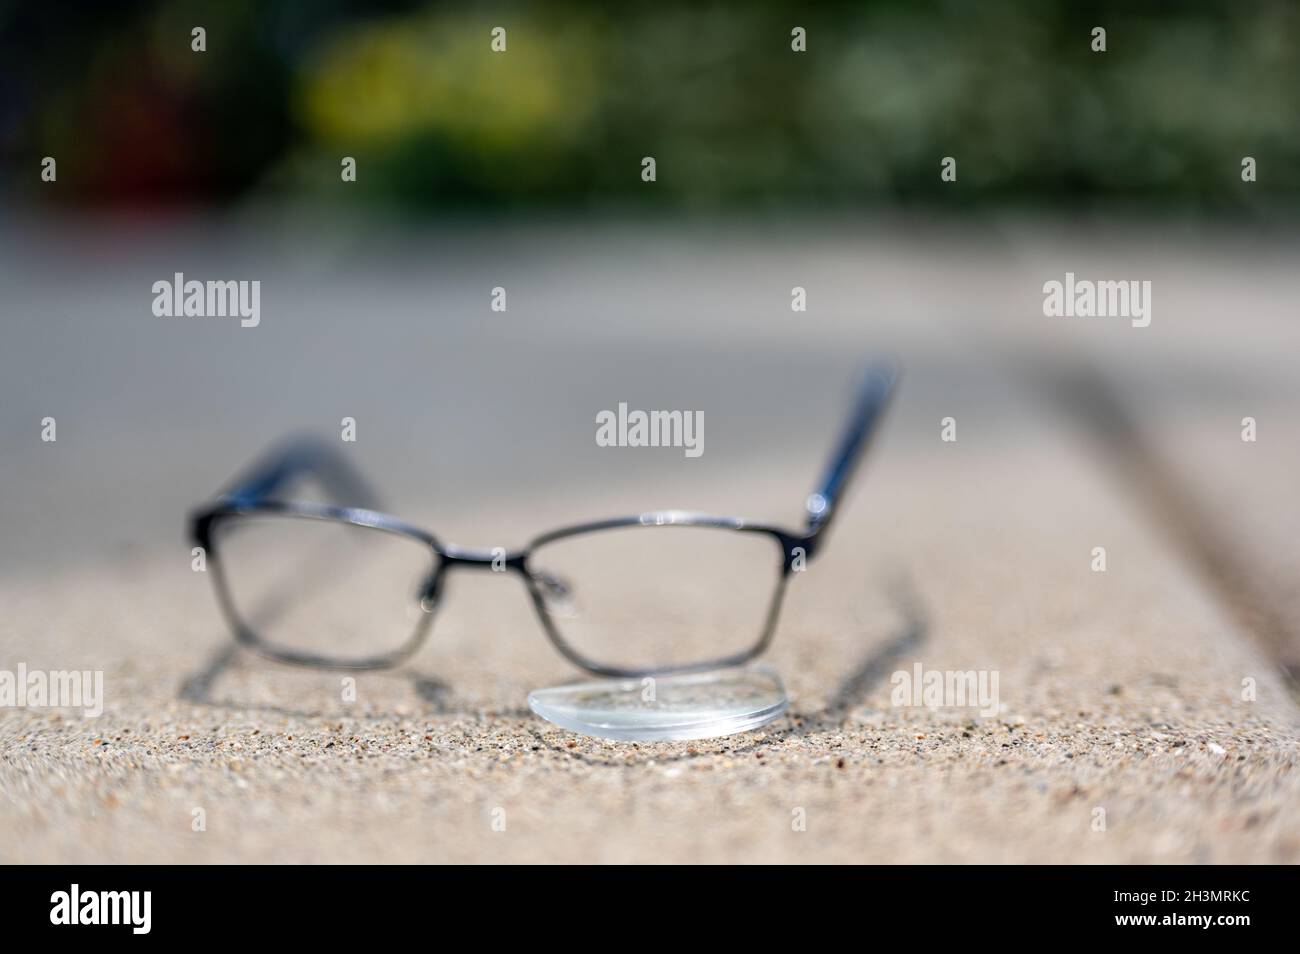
[190, 364, 896, 677]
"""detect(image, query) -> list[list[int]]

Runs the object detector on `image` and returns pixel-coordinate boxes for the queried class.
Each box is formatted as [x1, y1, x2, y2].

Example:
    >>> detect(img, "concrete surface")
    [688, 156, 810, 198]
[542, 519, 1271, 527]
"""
[1, 216, 1297, 863]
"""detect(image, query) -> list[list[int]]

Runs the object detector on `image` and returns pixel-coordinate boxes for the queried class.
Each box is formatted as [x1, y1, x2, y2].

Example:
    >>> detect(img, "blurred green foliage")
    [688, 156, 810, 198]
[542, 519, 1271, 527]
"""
[3, 0, 1297, 212]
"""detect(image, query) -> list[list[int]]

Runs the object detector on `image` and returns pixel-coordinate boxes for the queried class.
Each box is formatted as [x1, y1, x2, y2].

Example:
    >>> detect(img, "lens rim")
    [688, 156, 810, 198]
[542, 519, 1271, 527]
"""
[197, 501, 441, 670]
[522, 512, 797, 677]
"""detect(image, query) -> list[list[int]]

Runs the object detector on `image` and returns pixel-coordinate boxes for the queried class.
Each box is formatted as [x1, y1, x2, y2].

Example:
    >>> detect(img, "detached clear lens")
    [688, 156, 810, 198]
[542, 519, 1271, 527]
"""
[529, 666, 789, 741]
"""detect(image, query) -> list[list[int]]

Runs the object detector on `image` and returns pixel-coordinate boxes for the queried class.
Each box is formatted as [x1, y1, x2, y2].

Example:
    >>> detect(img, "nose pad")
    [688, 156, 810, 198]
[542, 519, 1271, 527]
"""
[529, 568, 580, 619]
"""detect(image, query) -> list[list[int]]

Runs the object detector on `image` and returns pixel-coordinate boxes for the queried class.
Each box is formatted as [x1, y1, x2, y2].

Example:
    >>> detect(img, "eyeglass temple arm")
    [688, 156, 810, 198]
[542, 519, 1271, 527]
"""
[803, 362, 897, 540]
[219, 436, 384, 511]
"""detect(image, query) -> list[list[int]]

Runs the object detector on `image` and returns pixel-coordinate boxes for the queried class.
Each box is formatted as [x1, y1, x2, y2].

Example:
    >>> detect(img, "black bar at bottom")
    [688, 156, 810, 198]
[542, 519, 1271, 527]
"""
[0, 865, 1287, 939]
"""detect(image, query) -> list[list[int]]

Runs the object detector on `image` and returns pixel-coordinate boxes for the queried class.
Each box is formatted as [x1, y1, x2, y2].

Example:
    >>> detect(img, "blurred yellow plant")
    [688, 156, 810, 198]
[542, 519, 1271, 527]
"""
[298, 13, 600, 153]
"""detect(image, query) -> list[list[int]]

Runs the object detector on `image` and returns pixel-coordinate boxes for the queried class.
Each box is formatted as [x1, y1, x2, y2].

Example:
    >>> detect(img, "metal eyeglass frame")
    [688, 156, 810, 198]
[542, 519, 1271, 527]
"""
[190, 363, 897, 677]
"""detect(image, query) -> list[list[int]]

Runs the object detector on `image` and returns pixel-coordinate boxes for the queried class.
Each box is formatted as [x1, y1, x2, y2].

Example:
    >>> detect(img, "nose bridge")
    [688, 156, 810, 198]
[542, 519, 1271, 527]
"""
[439, 543, 526, 572]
